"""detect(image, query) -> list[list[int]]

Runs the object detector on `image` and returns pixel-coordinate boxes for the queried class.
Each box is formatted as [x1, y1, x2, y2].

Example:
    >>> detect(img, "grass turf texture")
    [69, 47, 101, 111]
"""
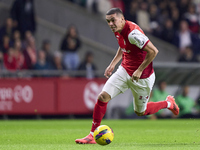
[0, 119, 199, 150]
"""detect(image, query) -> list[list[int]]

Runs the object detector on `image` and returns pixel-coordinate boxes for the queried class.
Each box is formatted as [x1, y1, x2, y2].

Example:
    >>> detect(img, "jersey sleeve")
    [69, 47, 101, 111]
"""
[128, 29, 149, 49]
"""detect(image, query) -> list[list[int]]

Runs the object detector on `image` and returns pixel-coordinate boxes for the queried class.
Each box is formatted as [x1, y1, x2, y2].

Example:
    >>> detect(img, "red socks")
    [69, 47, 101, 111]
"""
[144, 101, 168, 115]
[91, 100, 108, 132]
[90, 100, 167, 132]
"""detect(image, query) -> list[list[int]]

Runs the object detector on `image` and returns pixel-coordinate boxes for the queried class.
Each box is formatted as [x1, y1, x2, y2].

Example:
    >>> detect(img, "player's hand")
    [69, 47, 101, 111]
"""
[104, 65, 114, 78]
[131, 69, 142, 82]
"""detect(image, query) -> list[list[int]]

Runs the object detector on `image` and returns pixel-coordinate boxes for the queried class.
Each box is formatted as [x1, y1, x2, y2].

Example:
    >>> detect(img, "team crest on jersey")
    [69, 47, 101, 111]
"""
[116, 35, 119, 41]
[121, 48, 130, 53]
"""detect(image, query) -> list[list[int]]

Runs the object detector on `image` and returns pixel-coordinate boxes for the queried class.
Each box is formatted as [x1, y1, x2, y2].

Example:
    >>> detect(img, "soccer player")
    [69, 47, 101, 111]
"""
[75, 8, 179, 144]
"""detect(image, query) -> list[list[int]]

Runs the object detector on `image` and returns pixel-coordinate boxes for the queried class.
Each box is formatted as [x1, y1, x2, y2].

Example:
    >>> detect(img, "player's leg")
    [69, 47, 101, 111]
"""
[143, 95, 179, 116]
[130, 73, 179, 116]
[75, 66, 128, 144]
[91, 66, 129, 132]
[75, 85, 122, 144]
[128, 72, 155, 116]
[90, 91, 111, 133]
[75, 91, 112, 144]
[142, 73, 179, 115]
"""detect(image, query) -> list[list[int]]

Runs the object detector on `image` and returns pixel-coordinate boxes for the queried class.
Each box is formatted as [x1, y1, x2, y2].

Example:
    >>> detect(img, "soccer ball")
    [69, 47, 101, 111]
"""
[93, 125, 114, 145]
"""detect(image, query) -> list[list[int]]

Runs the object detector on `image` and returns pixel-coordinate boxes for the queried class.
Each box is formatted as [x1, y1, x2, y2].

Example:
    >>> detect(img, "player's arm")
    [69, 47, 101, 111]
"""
[132, 41, 158, 81]
[104, 47, 122, 78]
[128, 29, 158, 81]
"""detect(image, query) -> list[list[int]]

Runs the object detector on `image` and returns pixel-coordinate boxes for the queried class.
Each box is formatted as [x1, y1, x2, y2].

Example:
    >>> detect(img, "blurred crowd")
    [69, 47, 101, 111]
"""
[68, 0, 200, 63]
[0, 0, 200, 79]
[0, 0, 97, 79]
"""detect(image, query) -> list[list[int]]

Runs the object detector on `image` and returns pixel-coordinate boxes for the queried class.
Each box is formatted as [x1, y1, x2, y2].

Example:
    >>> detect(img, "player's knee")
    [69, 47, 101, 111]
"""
[98, 92, 111, 102]
[134, 110, 145, 116]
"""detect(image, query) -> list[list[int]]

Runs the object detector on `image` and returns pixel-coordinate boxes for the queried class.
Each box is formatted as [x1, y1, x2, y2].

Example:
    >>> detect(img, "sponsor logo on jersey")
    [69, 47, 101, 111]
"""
[121, 48, 131, 53]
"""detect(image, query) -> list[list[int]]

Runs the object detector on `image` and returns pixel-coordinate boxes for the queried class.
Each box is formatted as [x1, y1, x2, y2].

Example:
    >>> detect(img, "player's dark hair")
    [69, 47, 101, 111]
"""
[106, 8, 123, 16]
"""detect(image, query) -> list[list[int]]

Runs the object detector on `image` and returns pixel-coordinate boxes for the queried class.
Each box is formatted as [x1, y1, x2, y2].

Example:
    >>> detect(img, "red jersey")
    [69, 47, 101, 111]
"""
[114, 21, 154, 79]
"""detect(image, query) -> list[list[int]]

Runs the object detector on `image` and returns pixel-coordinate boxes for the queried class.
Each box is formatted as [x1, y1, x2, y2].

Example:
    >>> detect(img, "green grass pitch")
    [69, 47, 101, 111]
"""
[0, 119, 200, 150]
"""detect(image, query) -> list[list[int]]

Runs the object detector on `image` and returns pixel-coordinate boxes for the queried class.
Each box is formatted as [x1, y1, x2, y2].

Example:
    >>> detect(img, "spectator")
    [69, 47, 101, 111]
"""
[50, 51, 66, 70]
[150, 4, 164, 37]
[3, 47, 17, 70]
[173, 20, 199, 55]
[60, 24, 81, 70]
[0, 35, 10, 54]
[137, 2, 151, 33]
[4, 39, 25, 70]
[168, 0, 177, 11]
[10, 30, 21, 46]
[41, 39, 53, 65]
[110, 0, 125, 13]
[177, 0, 190, 19]
[178, 46, 198, 63]
[176, 86, 198, 118]
[184, 4, 200, 33]
[98, 0, 113, 16]
[158, 1, 168, 13]
[194, 0, 200, 14]
[124, 0, 138, 23]
[23, 30, 35, 49]
[86, 0, 99, 13]
[33, 50, 50, 70]
[13, 39, 25, 69]
[170, 7, 181, 31]
[0, 35, 11, 70]
[160, 18, 175, 43]
[150, 80, 171, 119]
[149, 4, 159, 24]
[157, 9, 169, 29]
[157, 1, 169, 27]
[0, 51, 4, 70]
[11, 0, 36, 38]
[23, 31, 37, 69]
[0, 18, 14, 43]
[78, 51, 97, 79]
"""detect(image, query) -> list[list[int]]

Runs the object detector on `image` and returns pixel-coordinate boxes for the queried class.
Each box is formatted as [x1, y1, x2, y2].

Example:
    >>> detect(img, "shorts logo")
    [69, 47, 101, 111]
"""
[139, 95, 149, 100]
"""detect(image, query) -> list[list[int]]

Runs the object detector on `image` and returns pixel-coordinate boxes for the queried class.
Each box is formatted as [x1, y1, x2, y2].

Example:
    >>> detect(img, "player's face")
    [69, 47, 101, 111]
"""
[106, 13, 125, 33]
